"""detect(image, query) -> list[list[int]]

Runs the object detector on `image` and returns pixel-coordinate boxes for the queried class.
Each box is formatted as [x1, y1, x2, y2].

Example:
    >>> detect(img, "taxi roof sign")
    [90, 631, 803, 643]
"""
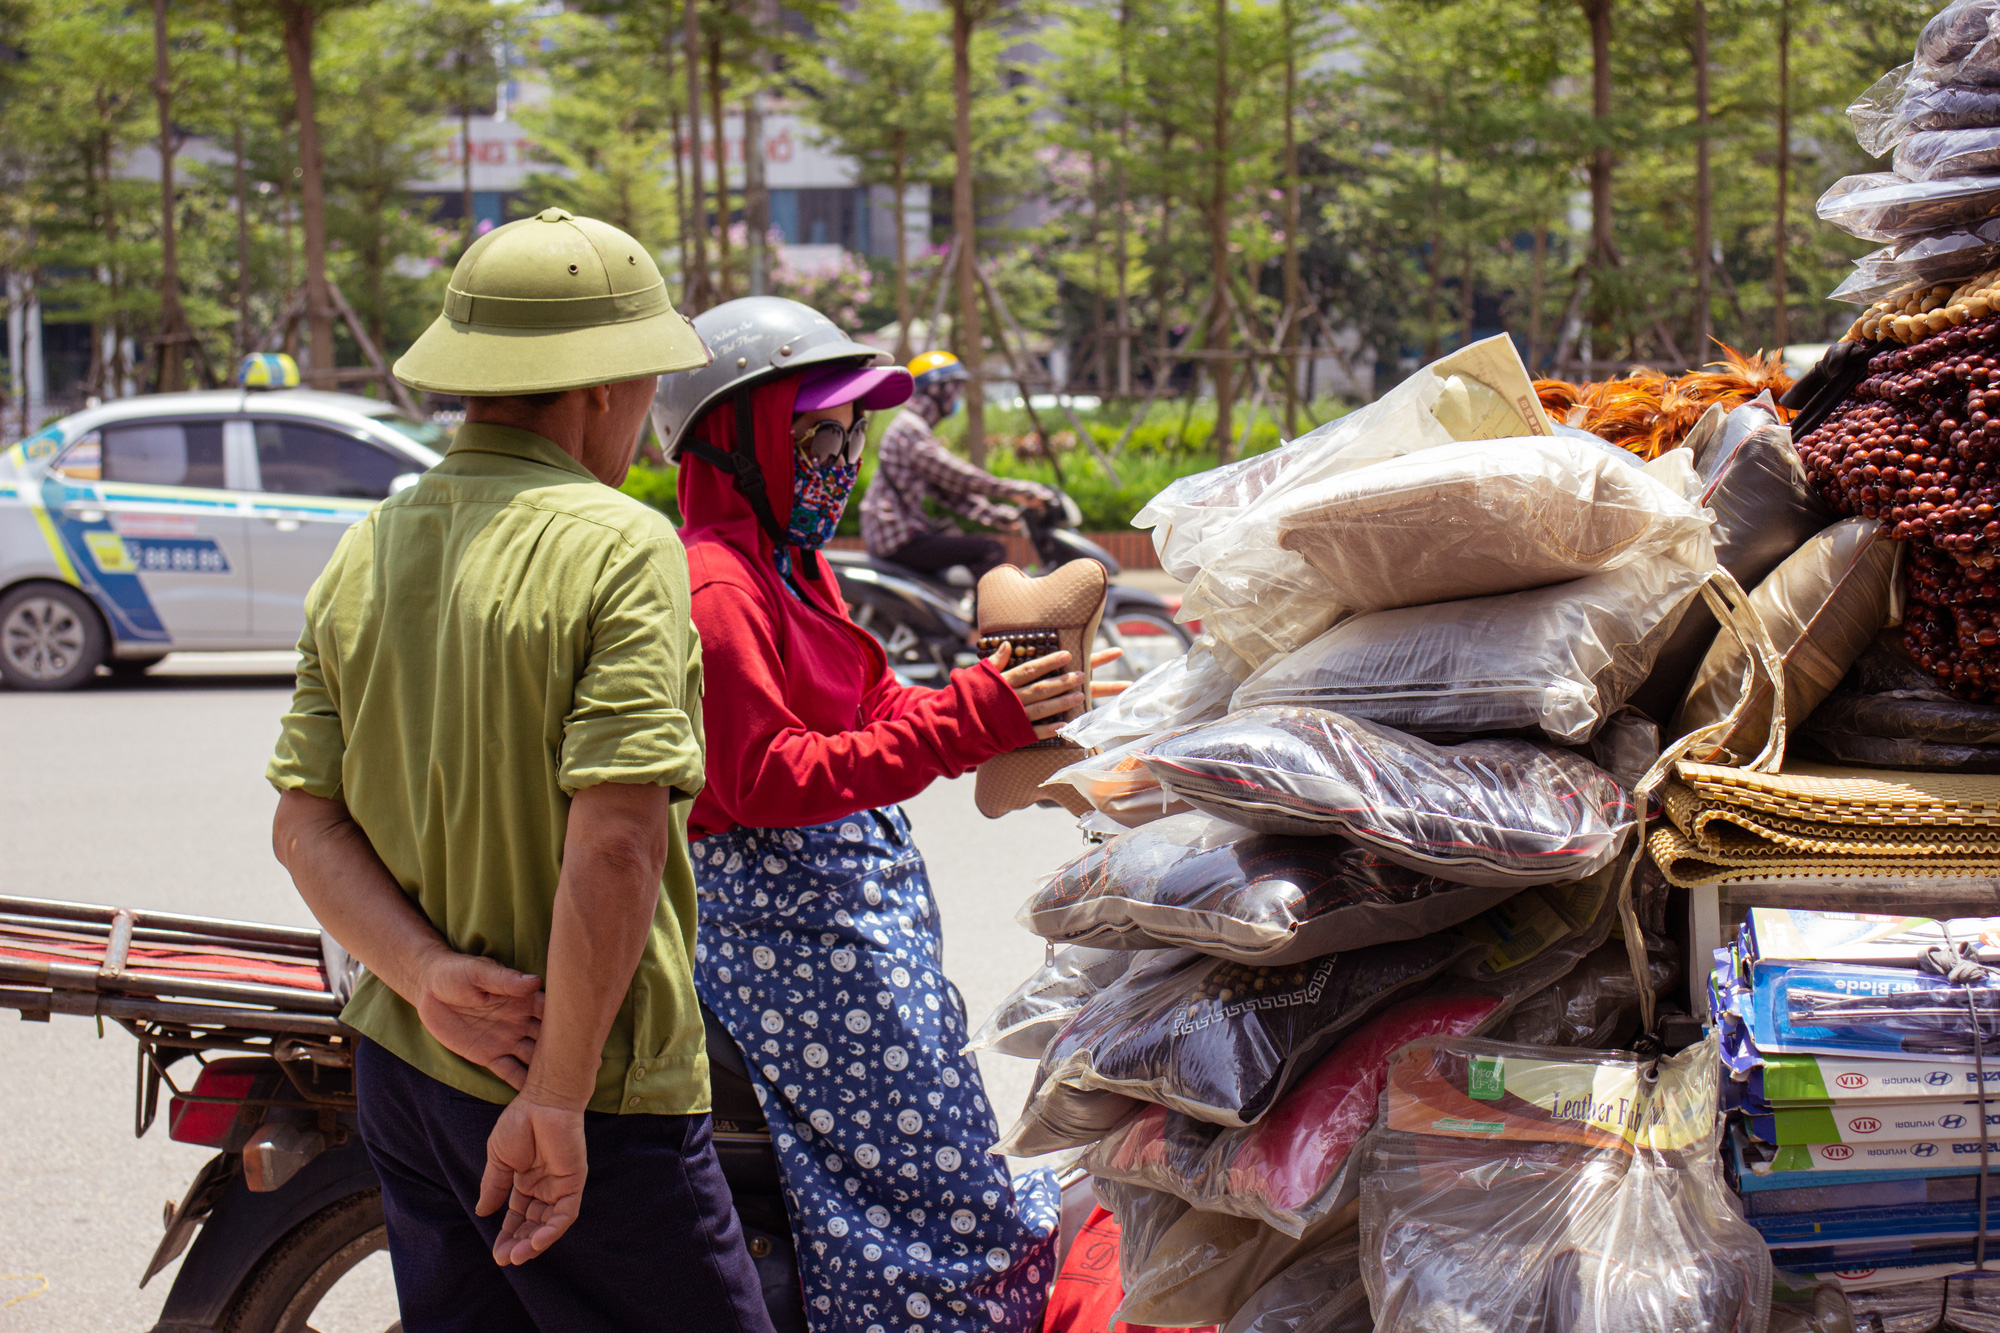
[237, 353, 300, 389]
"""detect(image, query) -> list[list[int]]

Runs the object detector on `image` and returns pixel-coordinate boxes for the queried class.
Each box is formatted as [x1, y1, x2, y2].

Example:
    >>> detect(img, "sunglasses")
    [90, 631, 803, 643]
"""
[794, 415, 869, 466]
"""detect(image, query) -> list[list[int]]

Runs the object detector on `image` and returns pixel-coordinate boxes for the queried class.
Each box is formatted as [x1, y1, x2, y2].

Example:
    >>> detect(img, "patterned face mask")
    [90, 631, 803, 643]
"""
[785, 448, 860, 553]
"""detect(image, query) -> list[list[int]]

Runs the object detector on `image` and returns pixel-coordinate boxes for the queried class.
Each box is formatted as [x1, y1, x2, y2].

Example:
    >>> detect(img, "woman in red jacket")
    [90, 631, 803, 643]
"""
[655, 298, 1119, 1333]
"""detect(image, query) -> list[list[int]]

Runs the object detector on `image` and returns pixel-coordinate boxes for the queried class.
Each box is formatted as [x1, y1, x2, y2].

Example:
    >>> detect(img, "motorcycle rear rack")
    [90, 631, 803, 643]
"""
[0, 894, 356, 1134]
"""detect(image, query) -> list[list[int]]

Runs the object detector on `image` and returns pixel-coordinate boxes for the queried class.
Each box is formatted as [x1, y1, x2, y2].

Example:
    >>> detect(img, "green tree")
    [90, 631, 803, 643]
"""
[318, 2, 451, 360]
[799, 0, 953, 359]
[518, 11, 683, 254]
[405, 0, 522, 255]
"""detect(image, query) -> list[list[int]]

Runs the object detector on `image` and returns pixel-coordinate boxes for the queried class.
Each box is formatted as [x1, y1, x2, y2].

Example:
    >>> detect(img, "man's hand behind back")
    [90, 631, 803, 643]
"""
[272, 788, 548, 1091]
[477, 1094, 588, 1266]
[415, 953, 545, 1091]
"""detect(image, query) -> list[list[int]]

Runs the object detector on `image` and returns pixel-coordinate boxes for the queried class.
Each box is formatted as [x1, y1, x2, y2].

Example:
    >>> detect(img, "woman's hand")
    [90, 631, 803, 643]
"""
[990, 642, 1130, 740]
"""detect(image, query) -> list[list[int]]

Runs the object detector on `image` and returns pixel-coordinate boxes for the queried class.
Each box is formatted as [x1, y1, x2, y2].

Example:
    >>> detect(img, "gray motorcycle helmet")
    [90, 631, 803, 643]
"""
[652, 296, 887, 463]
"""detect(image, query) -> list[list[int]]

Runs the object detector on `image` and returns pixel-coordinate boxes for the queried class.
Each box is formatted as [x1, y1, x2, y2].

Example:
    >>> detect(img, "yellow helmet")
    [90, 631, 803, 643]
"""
[907, 350, 969, 387]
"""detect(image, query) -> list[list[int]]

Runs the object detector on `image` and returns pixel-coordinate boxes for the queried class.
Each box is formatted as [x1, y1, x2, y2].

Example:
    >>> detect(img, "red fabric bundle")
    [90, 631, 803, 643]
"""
[1218, 992, 1501, 1215]
[1043, 1204, 1216, 1333]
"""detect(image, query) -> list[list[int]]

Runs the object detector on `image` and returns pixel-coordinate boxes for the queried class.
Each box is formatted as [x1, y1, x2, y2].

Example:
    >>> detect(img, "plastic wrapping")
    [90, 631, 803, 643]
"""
[1138, 447, 1316, 583]
[1039, 733, 1192, 828]
[1817, 172, 2000, 245]
[1852, 64, 1919, 156]
[1231, 552, 1707, 745]
[1084, 991, 1504, 1236]
[1917, 0, 2000, 87]
[1587, 707, 1662, 792]
[1896, 125, 2000, 180]
[1829, 229, 2000, 304]
[1102, 1177, 1360, 1329]
[1677, 518, 1901, 760]
[1220, 1239, 1372, 1333]
[964, 944, 1149, 1059]
[1022, 811, 1522, 964]
[1810, 681, 2000, 745]
[1148, 336, 1553, 677]
[993, 1069, 1144, 1157]
[1018, 932, 1478, 1130]
[1488, 939, 1682, 1049]
[1266, 437, 1715, 614]
[1141, 706, 1636, 889]
[1358, 1034, 1771, 1333]
[1791, 726, 2000, 771]
[1632, 397, 1832, 723]
[1060, 642, 1238, 752]
[1829, 1280, 1946, 1332]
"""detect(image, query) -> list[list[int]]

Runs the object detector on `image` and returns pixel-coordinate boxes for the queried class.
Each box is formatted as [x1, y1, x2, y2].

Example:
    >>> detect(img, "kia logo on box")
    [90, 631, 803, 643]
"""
[1850, 1117, 1883, 1133]
[1822, 1145, 1855, 1160]
[1835, 1072, 1869, 1089]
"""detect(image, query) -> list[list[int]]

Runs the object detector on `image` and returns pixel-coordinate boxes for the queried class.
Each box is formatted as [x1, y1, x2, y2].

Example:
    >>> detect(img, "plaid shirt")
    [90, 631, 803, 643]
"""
[859, 406, 1049, 556]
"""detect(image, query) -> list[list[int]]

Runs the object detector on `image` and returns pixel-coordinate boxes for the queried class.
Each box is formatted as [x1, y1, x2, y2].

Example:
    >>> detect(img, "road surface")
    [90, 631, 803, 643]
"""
[0, 655, 1084, 1330]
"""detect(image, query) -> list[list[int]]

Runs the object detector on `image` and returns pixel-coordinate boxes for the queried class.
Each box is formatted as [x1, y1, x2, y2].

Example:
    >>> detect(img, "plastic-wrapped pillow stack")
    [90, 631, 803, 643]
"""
[1715, 907, 2000, 1324]
[974, 334, 1781, 1332]
[1832, 0, 2000, 319]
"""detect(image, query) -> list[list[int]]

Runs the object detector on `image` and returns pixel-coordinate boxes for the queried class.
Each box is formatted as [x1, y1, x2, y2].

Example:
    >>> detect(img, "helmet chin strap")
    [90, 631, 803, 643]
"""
[680, 392, 819, 580]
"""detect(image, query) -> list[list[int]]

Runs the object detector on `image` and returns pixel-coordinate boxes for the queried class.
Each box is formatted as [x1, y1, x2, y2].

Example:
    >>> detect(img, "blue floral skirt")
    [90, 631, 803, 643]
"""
[693, 805, 1059, 1333]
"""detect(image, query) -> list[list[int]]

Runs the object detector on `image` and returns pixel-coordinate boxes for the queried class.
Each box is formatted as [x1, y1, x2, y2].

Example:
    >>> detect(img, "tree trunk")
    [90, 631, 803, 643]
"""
[233, 27, 250, 364]
[461, 90, 475, 249]
[1089, 141, 1104, 393]
[279, 0, 335, 385]
[1280, 0, 1300, 435]
[1155, 128, 1173, 374]
[1692, 0, 1712, 358]
[1462, 242, 1476, 348]
[1773, 0, 1790, 348]
[1425, 130, 1442, 361]
[682, 0, 709, 308]
[1209, 0, 1233, 462]
[892, 132, 910, 361]
[1529, 221, 1547, 370]
[1114, 0, 1133, 398]
[1583, 0, 1614, 266]
[744, 85, 768, 295]
[152, 0, 186, 393]
[952, 0, 986, 465]
[708, 36, 732, 301]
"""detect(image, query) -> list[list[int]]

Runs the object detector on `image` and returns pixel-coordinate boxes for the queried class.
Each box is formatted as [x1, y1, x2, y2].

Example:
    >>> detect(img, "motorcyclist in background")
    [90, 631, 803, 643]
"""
[859, 351, 1057, 583]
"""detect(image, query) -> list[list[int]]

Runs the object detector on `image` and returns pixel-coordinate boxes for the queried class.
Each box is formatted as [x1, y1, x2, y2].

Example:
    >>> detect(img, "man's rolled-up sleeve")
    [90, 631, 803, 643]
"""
[559, 537, 706, 798]
[267, 618, 347, 800]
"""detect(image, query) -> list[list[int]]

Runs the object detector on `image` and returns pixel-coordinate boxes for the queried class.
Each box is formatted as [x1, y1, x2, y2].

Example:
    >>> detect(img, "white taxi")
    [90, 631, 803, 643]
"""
[0, 389, 444, 689]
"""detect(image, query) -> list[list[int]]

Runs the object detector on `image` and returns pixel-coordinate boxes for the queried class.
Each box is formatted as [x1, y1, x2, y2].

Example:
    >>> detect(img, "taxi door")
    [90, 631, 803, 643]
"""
[244, 418, 407, 643]
[49, 418, 253, 644]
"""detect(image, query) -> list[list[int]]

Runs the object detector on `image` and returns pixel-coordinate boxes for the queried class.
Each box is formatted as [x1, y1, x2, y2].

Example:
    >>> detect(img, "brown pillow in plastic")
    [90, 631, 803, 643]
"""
[1269, 437, 1710, 612]
[1629, 399, 1833, 723]
[1674, 517, 1900, 760]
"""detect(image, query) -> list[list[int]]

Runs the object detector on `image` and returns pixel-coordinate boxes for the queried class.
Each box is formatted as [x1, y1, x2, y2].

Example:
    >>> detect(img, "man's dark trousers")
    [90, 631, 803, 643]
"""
[355, 1038, 775, 1333]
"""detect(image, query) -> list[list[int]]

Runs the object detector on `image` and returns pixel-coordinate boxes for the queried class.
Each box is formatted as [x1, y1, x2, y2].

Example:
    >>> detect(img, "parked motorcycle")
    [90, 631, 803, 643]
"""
[828, 490, 1193, 688]
[1, 894, 1090, 1333]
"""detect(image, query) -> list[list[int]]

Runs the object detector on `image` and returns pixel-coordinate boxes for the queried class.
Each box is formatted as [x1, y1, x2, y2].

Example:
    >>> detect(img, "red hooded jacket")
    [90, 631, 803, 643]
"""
[676, 373, 1037, 840]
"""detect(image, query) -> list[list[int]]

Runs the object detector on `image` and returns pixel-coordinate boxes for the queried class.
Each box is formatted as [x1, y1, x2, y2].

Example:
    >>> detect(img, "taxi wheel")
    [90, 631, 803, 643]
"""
[0, 583, 107, 691]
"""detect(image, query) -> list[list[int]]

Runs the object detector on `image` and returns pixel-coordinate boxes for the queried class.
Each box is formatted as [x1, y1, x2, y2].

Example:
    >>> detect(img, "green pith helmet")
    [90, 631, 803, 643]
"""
[393, 207, 710, 395]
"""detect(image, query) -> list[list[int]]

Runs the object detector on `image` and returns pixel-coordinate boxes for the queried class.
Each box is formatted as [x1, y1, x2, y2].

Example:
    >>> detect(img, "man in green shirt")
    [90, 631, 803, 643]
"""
[268, 209, 773, 1332]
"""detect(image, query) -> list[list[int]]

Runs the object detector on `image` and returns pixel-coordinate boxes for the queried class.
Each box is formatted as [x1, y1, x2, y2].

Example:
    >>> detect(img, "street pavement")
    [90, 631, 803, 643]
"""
[0, 657, 1086, 1331]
